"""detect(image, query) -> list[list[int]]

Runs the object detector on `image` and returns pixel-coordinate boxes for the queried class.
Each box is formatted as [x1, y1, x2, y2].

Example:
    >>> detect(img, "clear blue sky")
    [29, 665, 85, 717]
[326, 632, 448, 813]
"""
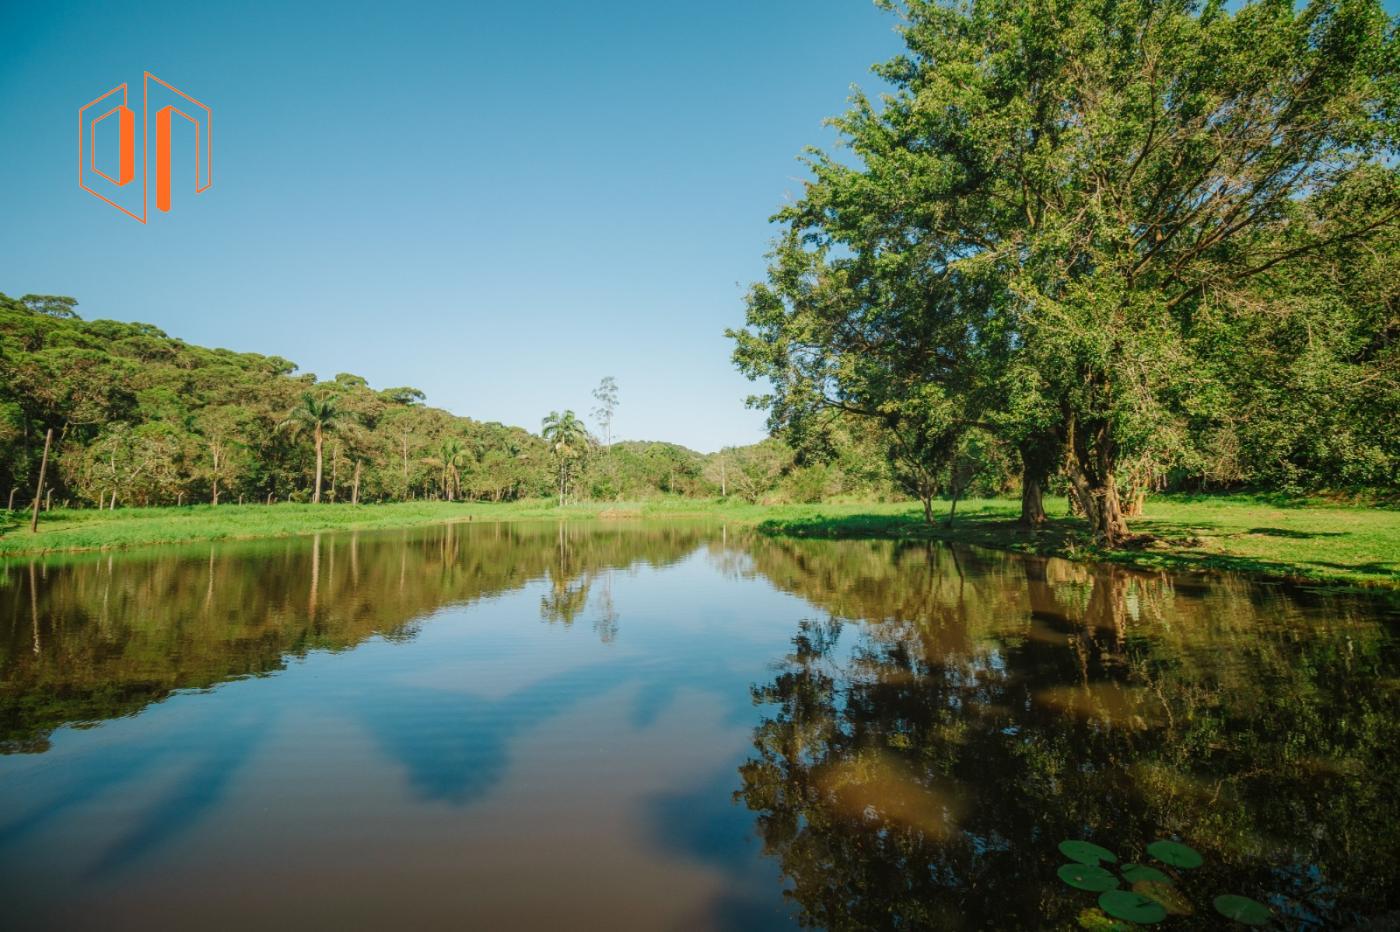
[0, 0, 901, 452]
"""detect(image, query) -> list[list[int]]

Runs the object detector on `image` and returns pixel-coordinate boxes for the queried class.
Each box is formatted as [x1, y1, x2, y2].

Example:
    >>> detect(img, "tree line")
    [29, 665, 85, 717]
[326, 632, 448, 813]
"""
[0, 294, 900, 511]
[730, 0, 1398, 544]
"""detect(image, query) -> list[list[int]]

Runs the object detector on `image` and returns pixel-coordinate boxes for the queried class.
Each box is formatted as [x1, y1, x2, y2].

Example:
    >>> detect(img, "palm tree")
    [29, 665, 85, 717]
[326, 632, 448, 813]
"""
[541, 410, 590, 506]
[281, 392, 341, 503]
[423, 437, 469, 501]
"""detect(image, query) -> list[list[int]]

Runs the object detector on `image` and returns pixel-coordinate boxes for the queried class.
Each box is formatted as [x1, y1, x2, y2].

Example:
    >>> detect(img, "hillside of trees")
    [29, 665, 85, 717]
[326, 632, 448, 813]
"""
[0, 293, 898, 509]
[730, 0, 1399, 542]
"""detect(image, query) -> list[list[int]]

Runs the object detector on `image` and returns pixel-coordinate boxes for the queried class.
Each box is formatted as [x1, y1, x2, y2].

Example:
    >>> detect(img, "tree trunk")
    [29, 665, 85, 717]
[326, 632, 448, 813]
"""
[211, 441, 222, 506]
[313, 425, 324, 504]
[30, 429, 53, 532]
[352, 461, 361, 505]
[1020, 474, 1047, 527]
[1065, 415, 1129, 547]
[946, 488, 960, 526]
[1066, 456, 1128, 547]
[7, 487, 16, 510]
[1016, 434, 1058, 527]
[921, 493, 934, 525]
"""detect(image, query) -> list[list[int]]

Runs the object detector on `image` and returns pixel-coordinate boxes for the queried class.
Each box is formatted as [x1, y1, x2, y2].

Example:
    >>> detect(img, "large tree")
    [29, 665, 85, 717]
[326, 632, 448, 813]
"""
[733, 0, 1398, 544]
[541, 410, 591, 506]
[281, 392, 342, 504]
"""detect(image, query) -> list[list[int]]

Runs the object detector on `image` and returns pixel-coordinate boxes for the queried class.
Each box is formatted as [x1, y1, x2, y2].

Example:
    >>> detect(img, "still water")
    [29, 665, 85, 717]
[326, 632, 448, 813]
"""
[1, 521, 1396, 930]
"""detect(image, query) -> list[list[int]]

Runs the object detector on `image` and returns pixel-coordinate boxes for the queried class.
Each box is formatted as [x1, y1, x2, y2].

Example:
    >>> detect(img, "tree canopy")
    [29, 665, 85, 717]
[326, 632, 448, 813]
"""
[731, 0, 1399, 542]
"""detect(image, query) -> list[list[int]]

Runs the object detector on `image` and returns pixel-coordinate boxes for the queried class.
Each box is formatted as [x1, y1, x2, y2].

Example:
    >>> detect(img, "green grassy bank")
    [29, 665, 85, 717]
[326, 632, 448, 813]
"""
[2, 495, 1396, 589]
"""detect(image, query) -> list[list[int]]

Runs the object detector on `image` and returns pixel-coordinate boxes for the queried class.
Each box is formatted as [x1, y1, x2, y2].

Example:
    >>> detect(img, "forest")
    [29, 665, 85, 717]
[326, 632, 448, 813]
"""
[0, 292, 897, 513]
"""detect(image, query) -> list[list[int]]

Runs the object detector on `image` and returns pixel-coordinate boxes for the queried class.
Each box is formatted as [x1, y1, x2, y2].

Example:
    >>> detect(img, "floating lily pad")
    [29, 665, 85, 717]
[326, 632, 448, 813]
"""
[1098, 890, 1167, 924]
[1060, 840, 1118, 865]
[1133, 880, 1193, 916]
[1120, 863, 1171, 884]
[1077, 907, 1132, 931]
[1059, 863, 1120, 891]
[1214, 894, 1271, 926]
[1146, 839, 1203, 869]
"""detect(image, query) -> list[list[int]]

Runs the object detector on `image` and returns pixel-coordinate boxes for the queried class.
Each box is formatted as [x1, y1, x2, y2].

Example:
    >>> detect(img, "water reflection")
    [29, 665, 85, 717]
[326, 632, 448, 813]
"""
[0, 524, 1396, 929]
[0, 522, 703, 753]
[735, 537, 1400, 929]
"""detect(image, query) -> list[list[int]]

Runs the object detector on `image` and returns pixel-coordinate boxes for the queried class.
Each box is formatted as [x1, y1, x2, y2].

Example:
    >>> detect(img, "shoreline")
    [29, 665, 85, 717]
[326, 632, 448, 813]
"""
[2, 497, 1395, 591]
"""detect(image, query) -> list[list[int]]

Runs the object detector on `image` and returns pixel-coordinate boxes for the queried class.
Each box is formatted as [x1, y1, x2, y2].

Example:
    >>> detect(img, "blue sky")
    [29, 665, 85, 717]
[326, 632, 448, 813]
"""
[0, 0, 901, 452]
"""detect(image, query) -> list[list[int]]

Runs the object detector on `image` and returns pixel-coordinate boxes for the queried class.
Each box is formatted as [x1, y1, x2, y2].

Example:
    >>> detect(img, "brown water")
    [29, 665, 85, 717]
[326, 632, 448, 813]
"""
[1, 521, 1396, 930]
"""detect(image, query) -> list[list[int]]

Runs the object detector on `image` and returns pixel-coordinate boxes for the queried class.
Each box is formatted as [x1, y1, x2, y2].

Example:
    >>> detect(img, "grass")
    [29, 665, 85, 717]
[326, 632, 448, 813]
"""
[2, 494, 1396, 590]
[757, 495, 1400, 591]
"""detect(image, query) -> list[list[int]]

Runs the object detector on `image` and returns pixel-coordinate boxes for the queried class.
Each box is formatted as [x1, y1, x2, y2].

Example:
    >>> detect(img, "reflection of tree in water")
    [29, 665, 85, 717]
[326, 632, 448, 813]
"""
[737, 538, 1400, 929]
[535, 523, 624, 644]
[0, 521, 706, 752]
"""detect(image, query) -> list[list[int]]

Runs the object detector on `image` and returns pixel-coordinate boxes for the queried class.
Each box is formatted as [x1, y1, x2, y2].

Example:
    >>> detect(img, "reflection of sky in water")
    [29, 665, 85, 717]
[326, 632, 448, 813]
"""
[1, 523, 1396, 930]
[1, 542, 808, 930]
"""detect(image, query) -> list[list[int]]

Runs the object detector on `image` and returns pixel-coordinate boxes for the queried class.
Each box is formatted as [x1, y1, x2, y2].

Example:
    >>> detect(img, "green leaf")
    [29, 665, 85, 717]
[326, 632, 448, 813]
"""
[1059, 863, 1120, 891]
[1098, 890, 1167, 925]
[1059, 840, 1118, 865]
[1132, 880, 1193, 916]
[1146, 839, 1203, 869]
[1213, 895, 1271, 926]
[1120, 863, 1171, 884]
[1077, 907, 1132, 931]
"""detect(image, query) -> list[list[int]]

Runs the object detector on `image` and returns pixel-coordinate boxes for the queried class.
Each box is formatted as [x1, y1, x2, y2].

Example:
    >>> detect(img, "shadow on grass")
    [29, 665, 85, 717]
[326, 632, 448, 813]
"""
[757, 509, 1398, 595]
[1246, 527, 1348, 539]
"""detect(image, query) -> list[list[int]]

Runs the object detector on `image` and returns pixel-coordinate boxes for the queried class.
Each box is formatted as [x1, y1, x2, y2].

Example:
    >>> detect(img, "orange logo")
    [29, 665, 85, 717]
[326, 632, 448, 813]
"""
[78, 72, 212, 222]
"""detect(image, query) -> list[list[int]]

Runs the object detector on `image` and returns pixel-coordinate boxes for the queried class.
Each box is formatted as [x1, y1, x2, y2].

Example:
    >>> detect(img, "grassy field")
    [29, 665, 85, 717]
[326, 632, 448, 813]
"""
[2, 495, 1395, 589]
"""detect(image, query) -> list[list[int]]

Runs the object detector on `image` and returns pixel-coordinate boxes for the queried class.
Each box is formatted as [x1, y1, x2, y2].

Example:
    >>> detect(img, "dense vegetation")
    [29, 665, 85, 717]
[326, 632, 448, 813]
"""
[731, 0, 1399, 544]
[0, 294, 897, 512]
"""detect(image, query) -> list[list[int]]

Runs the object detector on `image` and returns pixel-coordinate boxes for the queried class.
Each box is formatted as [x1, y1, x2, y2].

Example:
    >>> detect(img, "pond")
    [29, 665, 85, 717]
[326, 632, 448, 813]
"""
[1, 520, 1397, 930]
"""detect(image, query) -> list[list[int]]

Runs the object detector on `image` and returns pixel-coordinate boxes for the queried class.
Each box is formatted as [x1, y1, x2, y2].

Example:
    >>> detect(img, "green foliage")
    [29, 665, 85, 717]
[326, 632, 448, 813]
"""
[0, 293, 559, 508]
[1060, 840, 1118, 866]
[730, 0, 1400, 544]
[1213, 894, 1271, 926]
[1147, 840, 1204, 869]
[1098, 890, 1167, 925]
[1059, 864, 1121, 892]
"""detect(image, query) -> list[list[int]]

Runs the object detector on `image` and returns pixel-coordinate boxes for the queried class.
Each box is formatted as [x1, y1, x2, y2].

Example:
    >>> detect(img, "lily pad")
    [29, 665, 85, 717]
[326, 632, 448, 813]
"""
[1214, 894, 1270, 926]
[1133, 879, 1193, 916]
[1146, 839, 1203, 869]
[1059, 863, 1120, 891]
[1098, 890, 1167, 925]
[1060, 840, 1118, 865]
[1120, 863, 1171, 884]
[1077, 907, 1132, 931]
